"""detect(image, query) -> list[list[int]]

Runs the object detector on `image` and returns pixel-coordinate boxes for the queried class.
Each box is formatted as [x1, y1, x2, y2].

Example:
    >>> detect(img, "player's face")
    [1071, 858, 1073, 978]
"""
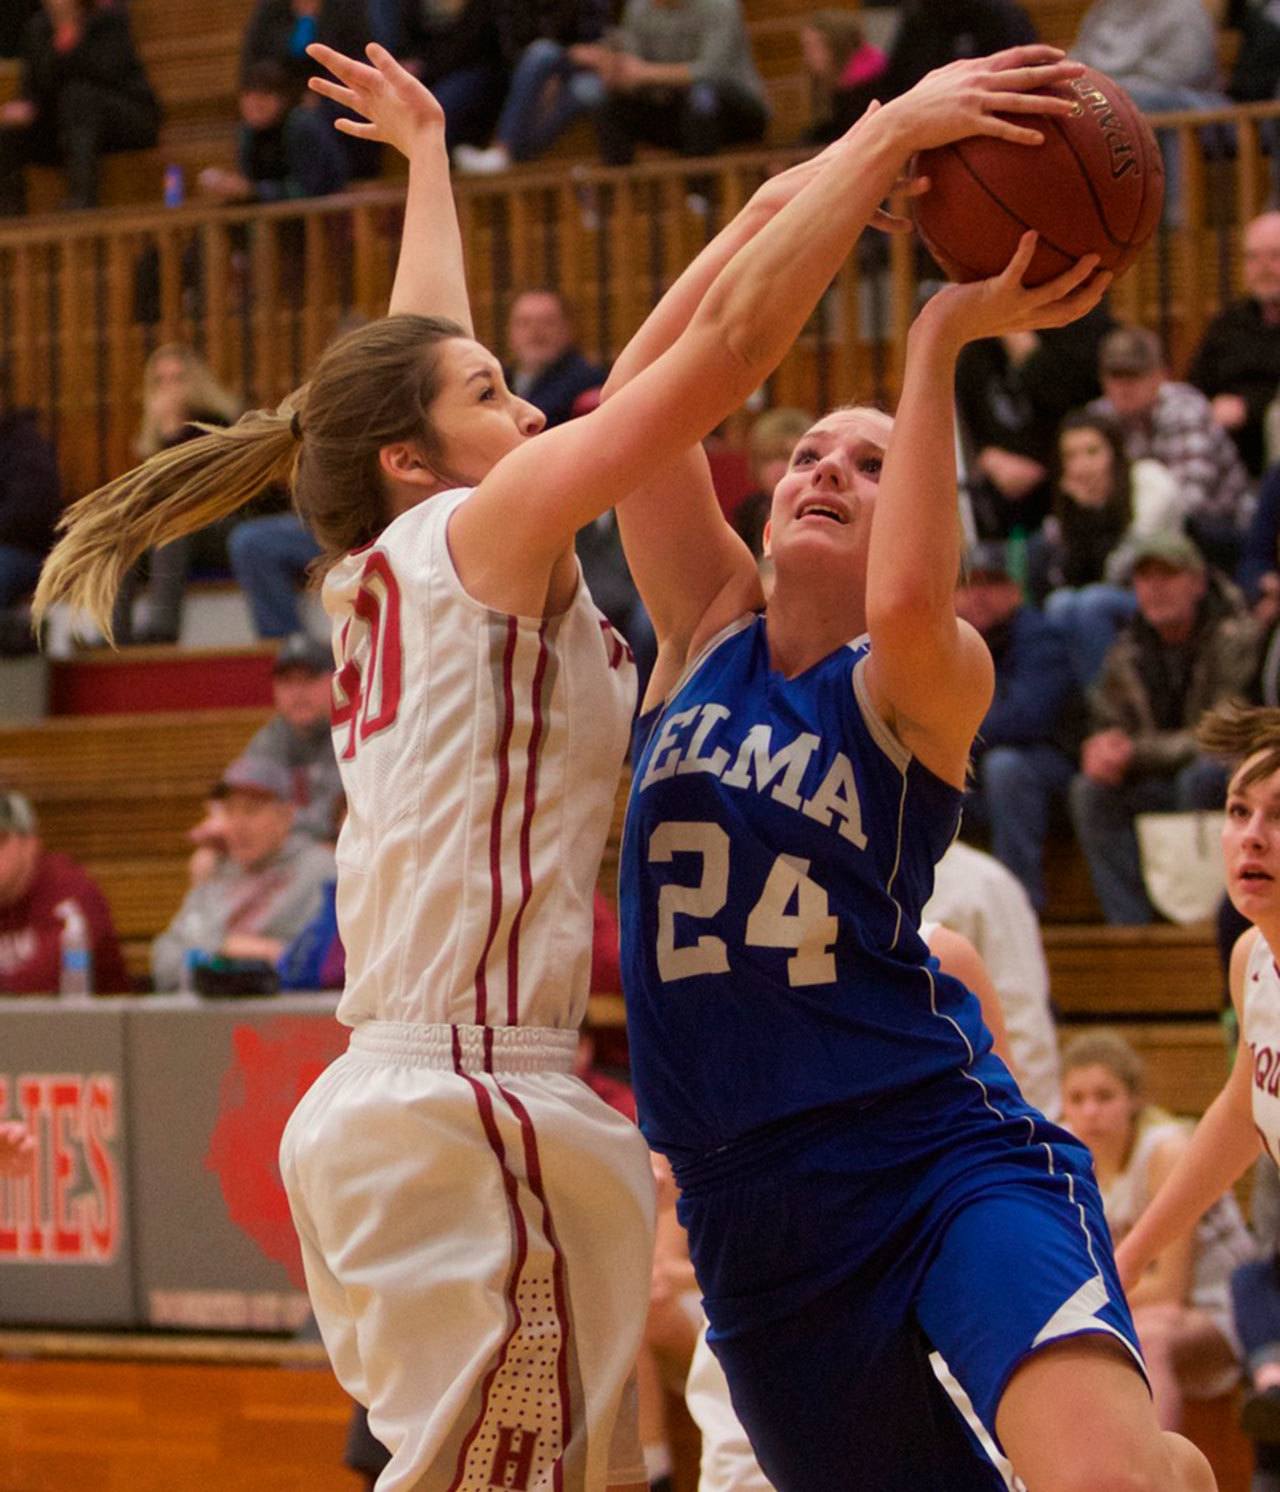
[765, 414, 888, 588]
[1059, 426, 1114, 506]
[1223, 757, 1280, 921]
[425, 338, 546, 483]
[1060, 1063, 1136, 1155]
[220, 790, 295, 869]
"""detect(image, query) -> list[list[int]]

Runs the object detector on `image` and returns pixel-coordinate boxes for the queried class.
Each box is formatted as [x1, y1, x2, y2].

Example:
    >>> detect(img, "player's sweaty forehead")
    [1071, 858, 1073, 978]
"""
[803, 407, 892, 456]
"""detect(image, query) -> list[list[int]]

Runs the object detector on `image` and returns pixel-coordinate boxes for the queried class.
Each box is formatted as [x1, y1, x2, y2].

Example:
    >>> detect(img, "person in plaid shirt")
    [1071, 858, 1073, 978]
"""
[1089, 325, 1253, 576]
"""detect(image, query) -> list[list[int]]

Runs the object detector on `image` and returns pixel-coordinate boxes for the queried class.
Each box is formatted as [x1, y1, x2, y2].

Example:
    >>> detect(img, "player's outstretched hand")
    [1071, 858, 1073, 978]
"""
[306, 41, 444, 157]
[0, 1121, 34, 1176]
[754, 103, 928, 235]
[883, 44, 1086, 154]
[920, 231, 1111, 345]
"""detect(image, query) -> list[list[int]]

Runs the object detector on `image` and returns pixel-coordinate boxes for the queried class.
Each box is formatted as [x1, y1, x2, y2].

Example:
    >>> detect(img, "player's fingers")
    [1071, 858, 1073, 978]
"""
[1030, 252, 1103, 302]
[998, 230, 1040, 283]
[306, 42, 378, 86]
[308, 77, 361, 109]
[980, 118, 1045, 147]
[985, 60, 1085, 94]
[990, 88, 1079, 116]
[870, 208, 913, 234]
[895, 173, 930, 199]
[979, 45, 1068, 73]
[334, 118, 380, 139]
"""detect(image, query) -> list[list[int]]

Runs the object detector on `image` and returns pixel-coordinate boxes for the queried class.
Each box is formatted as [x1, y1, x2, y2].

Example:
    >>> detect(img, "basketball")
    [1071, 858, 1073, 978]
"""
[912, 65, 1164, 286]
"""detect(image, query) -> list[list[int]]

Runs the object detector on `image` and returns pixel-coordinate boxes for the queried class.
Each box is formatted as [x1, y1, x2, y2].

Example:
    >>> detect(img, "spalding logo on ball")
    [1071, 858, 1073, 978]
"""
[913, 65, 1165, 286]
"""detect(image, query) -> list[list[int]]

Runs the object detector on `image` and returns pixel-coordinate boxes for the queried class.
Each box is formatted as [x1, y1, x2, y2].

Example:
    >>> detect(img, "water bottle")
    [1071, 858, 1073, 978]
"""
[56, 900, 93, 1001]
[1006, 524, 1030, 602]
[163, 164, 185, 209]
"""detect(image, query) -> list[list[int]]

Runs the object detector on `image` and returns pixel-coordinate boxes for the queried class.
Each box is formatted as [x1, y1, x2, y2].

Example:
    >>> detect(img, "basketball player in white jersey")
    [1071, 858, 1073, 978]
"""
[32, 40, 1094, 1492]
[1115, 700, 1280, 1299]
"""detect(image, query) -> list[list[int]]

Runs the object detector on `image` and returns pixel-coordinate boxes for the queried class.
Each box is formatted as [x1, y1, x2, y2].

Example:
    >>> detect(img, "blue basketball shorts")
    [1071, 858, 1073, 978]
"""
[673, 1058, 1146, 1492]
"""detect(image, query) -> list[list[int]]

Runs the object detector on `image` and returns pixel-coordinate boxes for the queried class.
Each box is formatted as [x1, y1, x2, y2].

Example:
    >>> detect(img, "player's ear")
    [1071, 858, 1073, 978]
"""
[378, 441, 440, 489]
[762, 518, 773, 558]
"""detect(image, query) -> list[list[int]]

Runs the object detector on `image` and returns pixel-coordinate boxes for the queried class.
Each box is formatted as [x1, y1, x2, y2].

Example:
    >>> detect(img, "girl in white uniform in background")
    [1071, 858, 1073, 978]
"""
[32, 37, 1087, 1492]
[1117, 701, 1280, 1316]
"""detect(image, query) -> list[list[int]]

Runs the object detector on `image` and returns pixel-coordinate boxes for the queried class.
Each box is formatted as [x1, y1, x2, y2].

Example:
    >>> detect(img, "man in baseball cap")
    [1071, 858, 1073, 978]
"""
[152, 752, 335, 991]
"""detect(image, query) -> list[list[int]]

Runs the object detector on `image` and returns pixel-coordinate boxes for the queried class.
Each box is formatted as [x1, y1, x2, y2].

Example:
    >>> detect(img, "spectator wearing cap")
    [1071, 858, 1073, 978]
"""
[151, 756, 335, 991]
[954, 541, 1086, 913]
[0, 790, 128, 995]
[1186, 213, 1280, 480]
[242, 632, 341, 843]
[1069, 531, 1258, 924]
[1088, 326, 1254, 576]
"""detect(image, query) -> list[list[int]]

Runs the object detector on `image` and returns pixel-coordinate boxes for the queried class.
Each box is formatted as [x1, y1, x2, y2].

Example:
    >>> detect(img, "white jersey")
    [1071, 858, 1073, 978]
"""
[322, 486, 636, 1031]
[1244, 930, 1280, 1165]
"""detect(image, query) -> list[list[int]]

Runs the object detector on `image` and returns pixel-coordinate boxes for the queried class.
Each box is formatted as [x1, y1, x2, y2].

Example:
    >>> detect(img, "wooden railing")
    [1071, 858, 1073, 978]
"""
[5, 99, 1279, 497]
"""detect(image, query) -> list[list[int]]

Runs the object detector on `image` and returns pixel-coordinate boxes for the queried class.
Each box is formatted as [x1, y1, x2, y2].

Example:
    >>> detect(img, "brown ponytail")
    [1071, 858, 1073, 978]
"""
[1197, 699, 1280, 791]
[33, 313, 465, 642]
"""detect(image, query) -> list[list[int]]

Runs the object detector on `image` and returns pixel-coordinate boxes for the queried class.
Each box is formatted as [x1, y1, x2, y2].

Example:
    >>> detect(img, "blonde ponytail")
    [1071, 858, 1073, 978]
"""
[34, 406, 301, 643]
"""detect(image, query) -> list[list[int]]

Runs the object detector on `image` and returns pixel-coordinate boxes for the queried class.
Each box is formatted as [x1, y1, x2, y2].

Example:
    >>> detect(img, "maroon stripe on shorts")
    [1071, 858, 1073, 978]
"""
[447, 1071, 530, 1492]
[506, 622, 550, 1026]
[497, 1080, 574, 1483]
[473, 616, 519, 1025]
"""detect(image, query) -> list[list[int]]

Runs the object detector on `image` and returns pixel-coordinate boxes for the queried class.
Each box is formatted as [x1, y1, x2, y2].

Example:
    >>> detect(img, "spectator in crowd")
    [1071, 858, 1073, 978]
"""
[0, 383, 60, 654]
[923, 838, 1061, 1119]
[397, 0, 509, 153]
[853, 0, 1038, 106]
[505, 288, 604, 428]
[953, 540, 1086, 915]
[112, 345, 243, 645]
[1061, 1030, 1252, 1431]
[1226, 0, 1280, 105]
[1036, 410, 1182, 686]
[1089, 325, 1254, 577]
[228, 504, 323, 640]
[0, 3, 39, 61]
[1072, 0, 1224, 112]
[1069, 530, 1257, 924]
[451, 0, 612, 172]
[955, 301, 1113, 540]
[0, 0, 161, 214]
[1187, 212, 1280, 479]
[241, 0, 378, 175]
[731, 405, 815, 568]
[1229, 1242, 1280, 1490]
[797, 9, 887, 144]
[151, 756, 335, 991]
[571, 0, 769, 167]
[241, 0, 369, 96]
[198, 60, 350, 204]
[1240, 465, 1280, 649]
[0, 789, 128, 996]
[246, 632, 342, 842]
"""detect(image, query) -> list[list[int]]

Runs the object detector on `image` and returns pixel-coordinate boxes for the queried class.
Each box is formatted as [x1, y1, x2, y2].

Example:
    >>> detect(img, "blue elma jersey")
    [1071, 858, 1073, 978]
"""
[620, 615, 993, 1161]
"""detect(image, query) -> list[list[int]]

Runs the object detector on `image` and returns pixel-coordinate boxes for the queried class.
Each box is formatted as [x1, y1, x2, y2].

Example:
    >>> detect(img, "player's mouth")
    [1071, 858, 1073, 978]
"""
[796, 499, 848, 525]
[1237, 863, 1274, 886]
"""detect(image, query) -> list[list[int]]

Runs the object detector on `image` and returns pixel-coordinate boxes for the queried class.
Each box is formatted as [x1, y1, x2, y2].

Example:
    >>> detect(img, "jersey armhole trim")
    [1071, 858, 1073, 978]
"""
[663, 612, 759, 706]
[852, 655, 912, 773]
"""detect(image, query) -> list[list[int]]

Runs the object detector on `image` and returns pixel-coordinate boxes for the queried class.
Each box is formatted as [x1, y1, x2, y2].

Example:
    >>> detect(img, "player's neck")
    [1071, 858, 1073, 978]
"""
[764, 581, 866, 679]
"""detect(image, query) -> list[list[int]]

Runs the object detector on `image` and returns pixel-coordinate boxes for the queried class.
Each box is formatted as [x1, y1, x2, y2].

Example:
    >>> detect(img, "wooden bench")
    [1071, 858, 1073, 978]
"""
[1045, 923, 1224, 1019]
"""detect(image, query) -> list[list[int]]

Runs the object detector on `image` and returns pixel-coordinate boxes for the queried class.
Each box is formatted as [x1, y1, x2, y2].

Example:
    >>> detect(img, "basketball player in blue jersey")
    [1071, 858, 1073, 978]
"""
[610, 241, 1217, 1485]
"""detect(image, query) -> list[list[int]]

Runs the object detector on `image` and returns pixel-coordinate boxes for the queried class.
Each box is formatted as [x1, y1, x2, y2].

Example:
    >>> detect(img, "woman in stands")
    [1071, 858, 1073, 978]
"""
[33, 39, 1095, 1492]
[112, 345, 244, 645]
[1060, 1029, 1251, 1431]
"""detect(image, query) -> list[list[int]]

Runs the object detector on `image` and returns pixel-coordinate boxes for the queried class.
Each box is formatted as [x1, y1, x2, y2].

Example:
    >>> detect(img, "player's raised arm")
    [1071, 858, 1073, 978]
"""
[458, 50, 1094, 600]
[864, 233, 1109, 787]
[307, 43, 473, 333]
[1114, 927, 1263, 1292]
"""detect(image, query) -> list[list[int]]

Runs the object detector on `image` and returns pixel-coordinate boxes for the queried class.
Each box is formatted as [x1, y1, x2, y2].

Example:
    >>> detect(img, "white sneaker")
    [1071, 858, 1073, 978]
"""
[452, 143, 512, 175]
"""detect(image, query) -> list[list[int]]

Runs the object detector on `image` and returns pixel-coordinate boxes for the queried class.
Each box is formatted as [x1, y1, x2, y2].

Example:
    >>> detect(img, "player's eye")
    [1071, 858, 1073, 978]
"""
[858, 456, 883, 479]
[792, 446, 818, 466]
[478, 384, 496, 402]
